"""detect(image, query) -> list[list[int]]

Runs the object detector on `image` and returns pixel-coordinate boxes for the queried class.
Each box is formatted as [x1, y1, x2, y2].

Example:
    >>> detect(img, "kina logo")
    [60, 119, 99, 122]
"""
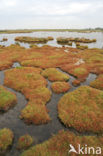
[68, 144, 101, 155]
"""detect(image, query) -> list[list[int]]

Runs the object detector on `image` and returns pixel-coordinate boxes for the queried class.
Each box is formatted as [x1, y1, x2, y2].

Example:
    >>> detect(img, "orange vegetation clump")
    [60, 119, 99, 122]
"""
[4, 67, 51, 125]
[58, 86, 103, 133]
[0, 128, 14, 153]
[17, 134, 33, 150]
[1, 38, 8, 42]
[57, 37, 96, 45]
[15, 36, 54, 44]
[0, 85, 17, 111]
[21, 100, 50, 124]
[72, 79, 81, 86]
[41, 68, 69, 82]
[76, 45, 88, 50]
[47, 36, 54, 40]
[51, 81, 71, 93]
[70, 67, 88, 80]
[0, 44, 26, 70]
[21, 130, 103, 156]
[79, 48, 103, 75]
[0, 45, 103, 82]
[20, 47, 75, 69]
[90, 74, 103, 90]
[61, 65, 89, 82]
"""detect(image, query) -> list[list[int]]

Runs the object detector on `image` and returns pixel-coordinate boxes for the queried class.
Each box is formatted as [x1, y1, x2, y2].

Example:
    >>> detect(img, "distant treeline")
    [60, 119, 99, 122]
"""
[95, 27, 103, 31]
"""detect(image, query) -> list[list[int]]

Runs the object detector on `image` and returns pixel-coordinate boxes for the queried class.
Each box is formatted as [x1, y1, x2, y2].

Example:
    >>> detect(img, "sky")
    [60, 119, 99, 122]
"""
[0, 0, 103, 29]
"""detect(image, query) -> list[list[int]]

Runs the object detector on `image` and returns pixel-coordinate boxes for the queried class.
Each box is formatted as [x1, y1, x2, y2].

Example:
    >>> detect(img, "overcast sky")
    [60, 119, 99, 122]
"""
[0, 0, 103, 29]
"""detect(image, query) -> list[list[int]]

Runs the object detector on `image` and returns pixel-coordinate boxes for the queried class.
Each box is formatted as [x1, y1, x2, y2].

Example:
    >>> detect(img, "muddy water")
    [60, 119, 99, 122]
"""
[0, 31, 103, 49]
[0, 64, 97, 156]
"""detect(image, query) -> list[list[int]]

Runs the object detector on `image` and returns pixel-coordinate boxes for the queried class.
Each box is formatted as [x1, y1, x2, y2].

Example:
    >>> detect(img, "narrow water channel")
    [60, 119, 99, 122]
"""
[0, 63, 97, 156]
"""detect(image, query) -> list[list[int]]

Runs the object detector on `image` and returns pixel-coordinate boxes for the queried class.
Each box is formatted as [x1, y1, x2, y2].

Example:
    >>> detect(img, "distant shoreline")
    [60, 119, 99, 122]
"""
[0, 28, 103, 34]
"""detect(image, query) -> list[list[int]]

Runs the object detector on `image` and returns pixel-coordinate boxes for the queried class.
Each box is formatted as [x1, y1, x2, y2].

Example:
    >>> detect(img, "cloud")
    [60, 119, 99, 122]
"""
[0, 0, 100, 15]
[0, 0, 17, 8]
[28, 2, 91, 15]
[0, 0, 103, 29]
[67, 2, 91, 14]
[28, 1, 103, 16]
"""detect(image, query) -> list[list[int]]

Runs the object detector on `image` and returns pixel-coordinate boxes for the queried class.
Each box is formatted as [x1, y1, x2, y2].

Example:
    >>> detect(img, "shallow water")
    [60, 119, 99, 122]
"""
[12, 62, 21, 68]
[0, 31, 103, 49]
[0, 62, 98, 156]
